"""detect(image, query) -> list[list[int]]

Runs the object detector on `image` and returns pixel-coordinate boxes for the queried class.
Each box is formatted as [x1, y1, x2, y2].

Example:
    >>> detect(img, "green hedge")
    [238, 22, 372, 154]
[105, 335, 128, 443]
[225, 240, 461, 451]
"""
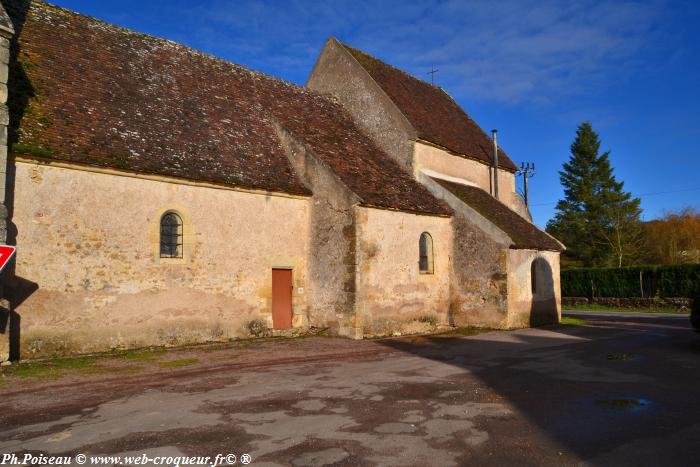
[561, 264, 700, 298]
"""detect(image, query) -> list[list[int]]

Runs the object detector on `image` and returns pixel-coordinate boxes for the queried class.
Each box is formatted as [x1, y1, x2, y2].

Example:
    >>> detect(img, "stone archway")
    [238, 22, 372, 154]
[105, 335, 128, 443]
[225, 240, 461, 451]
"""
[530, 257, 557, 326]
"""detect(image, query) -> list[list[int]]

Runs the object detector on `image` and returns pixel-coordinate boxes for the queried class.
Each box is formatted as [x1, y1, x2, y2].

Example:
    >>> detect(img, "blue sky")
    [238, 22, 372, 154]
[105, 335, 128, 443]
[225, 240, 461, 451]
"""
[51, 0, 700, 227]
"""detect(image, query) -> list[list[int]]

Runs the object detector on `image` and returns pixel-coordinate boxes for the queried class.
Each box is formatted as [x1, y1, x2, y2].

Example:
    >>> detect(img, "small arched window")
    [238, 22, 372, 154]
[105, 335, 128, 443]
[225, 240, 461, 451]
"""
[160, 212, 183, 258]
[531, 259, 538, 294]
[419, 232, 434, 274]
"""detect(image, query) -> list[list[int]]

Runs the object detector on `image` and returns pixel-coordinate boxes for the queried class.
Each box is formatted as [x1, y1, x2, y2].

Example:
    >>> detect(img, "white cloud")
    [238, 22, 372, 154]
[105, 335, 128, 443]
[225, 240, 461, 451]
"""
[393, 0, 671, 104]
[181, 0, 674, 104]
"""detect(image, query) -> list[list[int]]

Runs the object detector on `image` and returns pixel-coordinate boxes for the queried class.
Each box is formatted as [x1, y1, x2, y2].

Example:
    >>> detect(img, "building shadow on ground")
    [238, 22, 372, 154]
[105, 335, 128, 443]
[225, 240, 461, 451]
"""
[378, 316, 700, 462]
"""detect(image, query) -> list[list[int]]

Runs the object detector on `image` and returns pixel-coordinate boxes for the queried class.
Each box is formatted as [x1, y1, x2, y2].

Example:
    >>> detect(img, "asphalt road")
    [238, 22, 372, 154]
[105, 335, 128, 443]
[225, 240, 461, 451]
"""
[1, 314, 699, 466]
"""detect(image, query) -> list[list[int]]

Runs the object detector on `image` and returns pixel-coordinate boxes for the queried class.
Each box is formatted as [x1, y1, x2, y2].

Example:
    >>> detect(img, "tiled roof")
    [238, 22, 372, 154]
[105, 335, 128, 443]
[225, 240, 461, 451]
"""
[261, 81, 452, 216]
[340, 42, 518, 172]
[433, 178, 564, 251]
[5, 0, 450, 216]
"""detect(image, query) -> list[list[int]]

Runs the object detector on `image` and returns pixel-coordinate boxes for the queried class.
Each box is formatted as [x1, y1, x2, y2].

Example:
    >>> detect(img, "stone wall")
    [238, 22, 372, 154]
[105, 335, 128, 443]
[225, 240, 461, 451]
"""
[422, 174, 561, 328]
[275, 121, 455, 339]
[0, 9, 10, 209]
[413, 141, 522, 215]
[354, 206, 451, 337]
[507, 250, 561, 327]
[273, 122, 361, 337]
[449, 212, 510, 328]
[0, 4, 13, 363]
[7, 159, 310, 358]
[421, 175, 511, 328]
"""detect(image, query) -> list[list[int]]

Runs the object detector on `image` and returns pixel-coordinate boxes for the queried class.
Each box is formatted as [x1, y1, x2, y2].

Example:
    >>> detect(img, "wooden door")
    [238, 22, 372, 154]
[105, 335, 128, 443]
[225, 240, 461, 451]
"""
[272, 269, 293, 329]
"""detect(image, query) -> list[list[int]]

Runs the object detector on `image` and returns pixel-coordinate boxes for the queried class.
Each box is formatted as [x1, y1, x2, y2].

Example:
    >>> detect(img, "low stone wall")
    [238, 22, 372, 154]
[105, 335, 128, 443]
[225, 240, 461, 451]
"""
[563, 297, 590, 307]
[563, 297, 692, 310]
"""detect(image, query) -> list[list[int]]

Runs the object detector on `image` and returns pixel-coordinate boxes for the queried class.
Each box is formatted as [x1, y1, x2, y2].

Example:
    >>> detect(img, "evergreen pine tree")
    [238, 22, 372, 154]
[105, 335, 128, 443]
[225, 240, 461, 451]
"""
[546, 122, 643, 267]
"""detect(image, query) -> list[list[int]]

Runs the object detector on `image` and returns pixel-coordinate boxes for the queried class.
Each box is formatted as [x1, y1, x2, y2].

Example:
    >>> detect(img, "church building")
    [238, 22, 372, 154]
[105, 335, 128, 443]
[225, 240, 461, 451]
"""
[0, 0, 563, 360]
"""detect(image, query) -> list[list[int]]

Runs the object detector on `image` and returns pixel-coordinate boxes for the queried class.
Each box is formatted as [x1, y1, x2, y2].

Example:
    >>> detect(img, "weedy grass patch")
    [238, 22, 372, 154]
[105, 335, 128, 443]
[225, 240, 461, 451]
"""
[561, 316, 587, 326]
[1, 356, 98, 379]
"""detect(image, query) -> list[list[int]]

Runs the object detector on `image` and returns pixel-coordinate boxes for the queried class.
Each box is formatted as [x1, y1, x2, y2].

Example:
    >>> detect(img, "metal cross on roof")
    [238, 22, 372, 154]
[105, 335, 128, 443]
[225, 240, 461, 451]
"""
[428, 67, 439, 85]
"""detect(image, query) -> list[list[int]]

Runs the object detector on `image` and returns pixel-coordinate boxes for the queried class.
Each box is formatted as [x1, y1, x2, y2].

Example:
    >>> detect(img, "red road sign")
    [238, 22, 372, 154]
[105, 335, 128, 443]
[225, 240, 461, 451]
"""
[0, 245, 16, 273]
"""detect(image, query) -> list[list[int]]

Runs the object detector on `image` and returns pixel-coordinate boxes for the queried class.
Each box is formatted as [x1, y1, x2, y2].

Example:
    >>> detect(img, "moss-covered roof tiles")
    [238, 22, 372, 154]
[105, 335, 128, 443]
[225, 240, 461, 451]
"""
[434, 178, 563, 251]
[5, 0, 451, 216]
[340, 42, 518, 172]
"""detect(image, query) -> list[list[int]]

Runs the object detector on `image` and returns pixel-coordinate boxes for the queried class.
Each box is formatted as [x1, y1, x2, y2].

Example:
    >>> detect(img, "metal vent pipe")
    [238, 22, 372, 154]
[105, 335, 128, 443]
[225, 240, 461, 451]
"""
[492, 129, 499, 199]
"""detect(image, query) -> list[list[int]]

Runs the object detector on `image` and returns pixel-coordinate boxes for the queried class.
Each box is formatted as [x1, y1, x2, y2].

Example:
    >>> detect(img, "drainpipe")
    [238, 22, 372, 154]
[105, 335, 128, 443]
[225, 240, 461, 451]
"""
[492, 129, 499, 200]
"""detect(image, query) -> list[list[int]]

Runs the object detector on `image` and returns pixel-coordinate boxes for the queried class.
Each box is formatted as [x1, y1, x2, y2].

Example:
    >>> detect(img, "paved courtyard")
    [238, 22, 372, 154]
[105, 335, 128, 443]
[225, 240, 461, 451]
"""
[1, 314, 699, 466]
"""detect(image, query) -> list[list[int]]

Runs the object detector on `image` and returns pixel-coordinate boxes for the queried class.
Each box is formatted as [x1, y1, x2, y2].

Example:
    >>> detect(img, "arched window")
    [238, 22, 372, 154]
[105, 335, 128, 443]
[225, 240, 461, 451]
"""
[419, 232, 434, 274]
[531, 259, 538, 294]
[160, 212, 183, 258]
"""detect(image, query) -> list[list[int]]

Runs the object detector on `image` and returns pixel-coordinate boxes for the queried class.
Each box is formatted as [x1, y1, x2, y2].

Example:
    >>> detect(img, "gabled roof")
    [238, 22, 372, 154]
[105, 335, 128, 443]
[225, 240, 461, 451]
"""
[433, 178, 564, 251]
[5, 0, 450, 217]
[338, 41, 518, 172]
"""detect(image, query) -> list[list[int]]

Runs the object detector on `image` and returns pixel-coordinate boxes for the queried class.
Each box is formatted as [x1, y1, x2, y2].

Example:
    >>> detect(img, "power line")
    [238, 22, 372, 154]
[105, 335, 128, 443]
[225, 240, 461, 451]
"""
[638, 187, 700, 197]
[530, 187, 700, 207]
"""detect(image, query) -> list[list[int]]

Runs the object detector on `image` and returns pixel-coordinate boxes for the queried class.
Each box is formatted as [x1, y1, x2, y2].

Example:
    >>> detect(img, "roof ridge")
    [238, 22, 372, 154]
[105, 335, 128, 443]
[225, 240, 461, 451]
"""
[271, 115, 364, 205]
[338, 39, 487, 121]
[433, 85, 511, 159]
[333, 39, 517, 172]
[327, 37, 415, 137]
[336, 39, 438, 89]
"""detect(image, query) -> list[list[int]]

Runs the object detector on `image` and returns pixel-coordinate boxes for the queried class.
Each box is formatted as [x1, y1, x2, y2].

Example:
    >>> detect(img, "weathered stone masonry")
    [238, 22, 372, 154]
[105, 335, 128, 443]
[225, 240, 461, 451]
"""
[0, 1, 564, 359]
[308, 37, 564, 329]
[9, 159, 312, 356]
[0, 0, 457, 358]
[0, 5, 13, 362]
[273, 122, 361, 338]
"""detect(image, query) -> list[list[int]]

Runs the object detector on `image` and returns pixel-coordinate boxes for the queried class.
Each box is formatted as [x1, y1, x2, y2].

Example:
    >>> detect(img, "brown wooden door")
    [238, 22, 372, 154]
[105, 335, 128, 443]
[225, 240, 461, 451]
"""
[272, 269, 293, 329]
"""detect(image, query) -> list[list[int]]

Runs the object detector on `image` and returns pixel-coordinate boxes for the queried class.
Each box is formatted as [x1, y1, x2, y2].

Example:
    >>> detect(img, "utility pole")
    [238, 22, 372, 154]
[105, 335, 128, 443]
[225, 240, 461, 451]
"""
[427, 67, 439, 85]
[517, 162, 536, 207]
